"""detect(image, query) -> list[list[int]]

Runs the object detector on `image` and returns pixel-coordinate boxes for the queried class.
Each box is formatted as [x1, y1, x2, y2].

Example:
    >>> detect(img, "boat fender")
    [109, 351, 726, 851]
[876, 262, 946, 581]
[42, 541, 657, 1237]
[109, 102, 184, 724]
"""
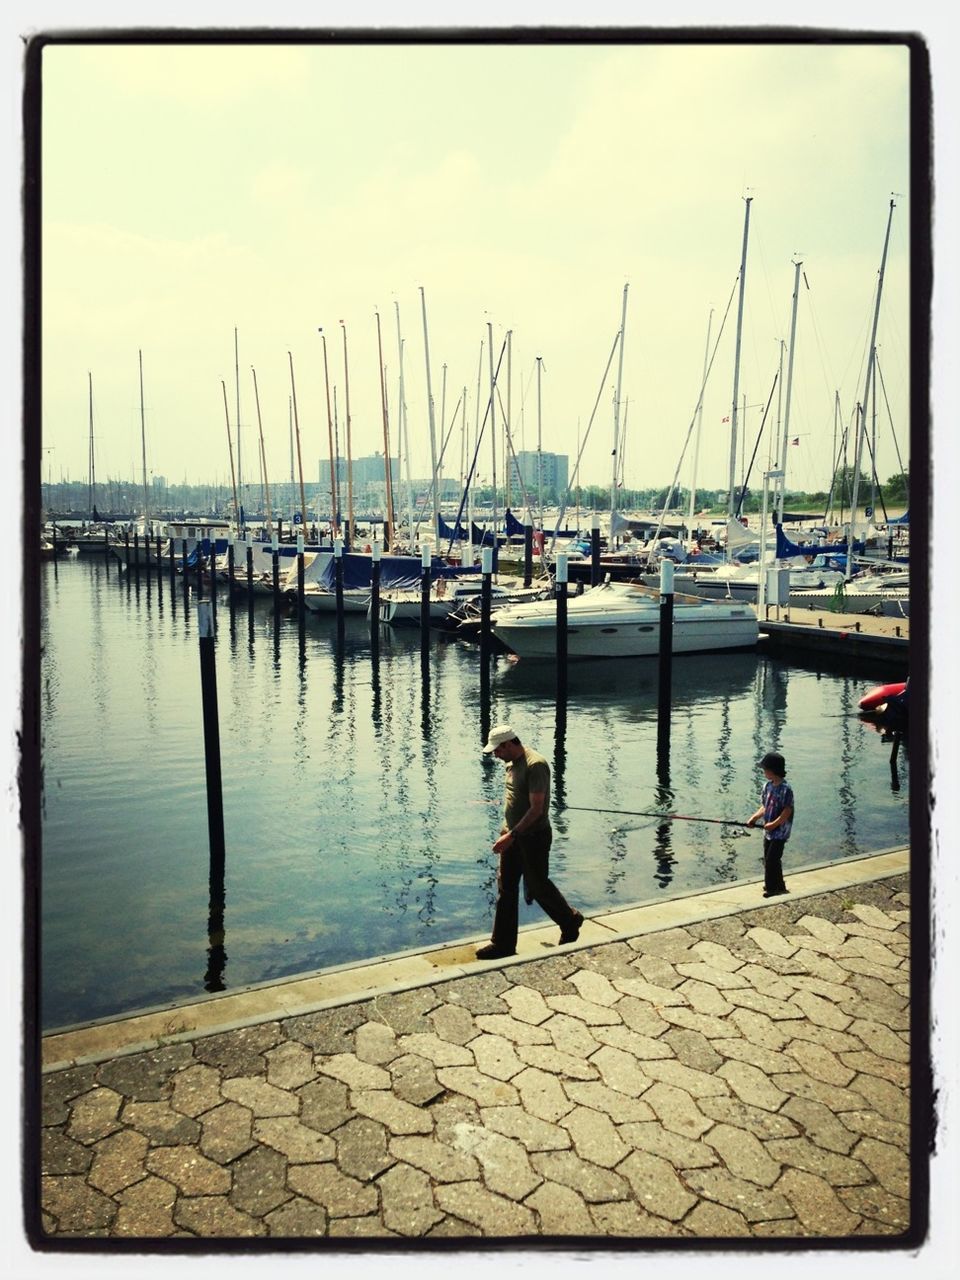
[858, 682, 907, 712]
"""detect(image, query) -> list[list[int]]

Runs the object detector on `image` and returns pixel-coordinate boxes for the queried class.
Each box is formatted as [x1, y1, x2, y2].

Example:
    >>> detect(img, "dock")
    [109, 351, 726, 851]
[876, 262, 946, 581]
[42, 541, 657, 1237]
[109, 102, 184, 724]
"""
[758, 608, 908, 669]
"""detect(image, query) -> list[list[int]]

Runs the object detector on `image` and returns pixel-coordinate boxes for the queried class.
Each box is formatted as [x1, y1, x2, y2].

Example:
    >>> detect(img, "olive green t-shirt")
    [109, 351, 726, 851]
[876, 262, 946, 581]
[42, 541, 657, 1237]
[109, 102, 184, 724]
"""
[504, 748, 551, 834]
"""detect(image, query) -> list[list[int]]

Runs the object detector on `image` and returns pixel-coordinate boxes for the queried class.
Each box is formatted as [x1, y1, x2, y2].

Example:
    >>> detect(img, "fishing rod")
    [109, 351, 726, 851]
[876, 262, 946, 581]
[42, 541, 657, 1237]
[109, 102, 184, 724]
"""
[564, 805, 758, 830]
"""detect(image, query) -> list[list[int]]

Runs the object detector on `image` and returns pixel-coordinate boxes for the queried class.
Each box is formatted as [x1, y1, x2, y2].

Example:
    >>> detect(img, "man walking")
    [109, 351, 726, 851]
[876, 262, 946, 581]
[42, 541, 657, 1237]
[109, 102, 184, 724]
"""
[476, 724, 583, 960]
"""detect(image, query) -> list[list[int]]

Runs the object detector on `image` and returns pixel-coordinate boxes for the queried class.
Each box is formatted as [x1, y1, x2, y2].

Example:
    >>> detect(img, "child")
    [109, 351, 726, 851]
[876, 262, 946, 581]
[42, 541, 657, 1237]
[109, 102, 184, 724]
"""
[747, 751, 794, 898]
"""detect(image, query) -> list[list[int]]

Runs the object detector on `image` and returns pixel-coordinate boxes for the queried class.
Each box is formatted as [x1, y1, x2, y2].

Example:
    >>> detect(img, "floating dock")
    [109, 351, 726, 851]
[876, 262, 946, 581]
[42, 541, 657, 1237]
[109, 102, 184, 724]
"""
[758, 607, 908, 668]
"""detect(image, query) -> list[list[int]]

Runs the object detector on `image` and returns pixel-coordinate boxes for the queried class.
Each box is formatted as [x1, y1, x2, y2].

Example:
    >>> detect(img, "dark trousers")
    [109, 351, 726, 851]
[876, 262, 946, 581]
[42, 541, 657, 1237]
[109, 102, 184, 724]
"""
[763, 838, 788, 894]
[491, 827, 577, 950]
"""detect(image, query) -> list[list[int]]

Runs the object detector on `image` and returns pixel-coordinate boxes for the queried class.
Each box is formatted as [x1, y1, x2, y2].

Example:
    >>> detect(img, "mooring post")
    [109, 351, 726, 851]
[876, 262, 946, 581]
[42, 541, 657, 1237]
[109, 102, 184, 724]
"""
[181, 538, 190, 601]
[556, 551, 569, 704]
[271, 532, 280, 612]
[480, 545, 493, 705]
[420, 543, 432, 640]
[657, 558, 675, 756]
[523, 523, 533, 588]
[195, 539, 204, 600]
[591, 513, 601, 587]
[296, 531, 305, 623]
[133, 527, 141, 582]
[370, 537, 382, 639]
[245, 538, 254, 601]
[334, 536, 345, 631]
[168, 525, 176, 583]
[123, 524, 130, 571]
[155, 531, 162, 586]
[277, 517, 284, 544]
[226, 529, 235, 610]
[197, 599, 226, 870]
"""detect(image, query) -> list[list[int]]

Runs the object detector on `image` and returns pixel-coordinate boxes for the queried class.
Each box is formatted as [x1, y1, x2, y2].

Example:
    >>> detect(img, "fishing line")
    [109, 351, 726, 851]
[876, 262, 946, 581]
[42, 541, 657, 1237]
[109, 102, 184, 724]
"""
[564, 804, 758, 830]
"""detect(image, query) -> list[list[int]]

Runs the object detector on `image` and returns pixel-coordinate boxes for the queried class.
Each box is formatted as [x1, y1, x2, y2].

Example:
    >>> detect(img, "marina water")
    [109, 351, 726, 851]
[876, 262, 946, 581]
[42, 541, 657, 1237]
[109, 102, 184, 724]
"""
[40, 557, 909, 1030]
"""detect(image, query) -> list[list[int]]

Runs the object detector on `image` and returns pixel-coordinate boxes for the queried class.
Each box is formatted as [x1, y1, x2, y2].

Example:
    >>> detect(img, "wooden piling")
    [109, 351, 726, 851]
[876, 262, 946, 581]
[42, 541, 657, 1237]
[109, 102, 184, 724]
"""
[370, 539, 382, 642]
[591, 514, 601, 587]
[296, 532, 305, 623]
[420, 544, 431, 640]
[334, 537, 345, 631]
[272, 534, 280, 611]
[197, 600, 226, 868]
[657, 558, 674, 756]
[556, 552, 568, 704]
[523, 524, 533, 588]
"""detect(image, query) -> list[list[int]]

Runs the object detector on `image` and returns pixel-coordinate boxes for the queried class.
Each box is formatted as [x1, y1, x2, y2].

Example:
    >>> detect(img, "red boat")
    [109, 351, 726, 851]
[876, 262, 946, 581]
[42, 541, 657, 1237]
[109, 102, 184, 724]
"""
[858, 682, 907, 713]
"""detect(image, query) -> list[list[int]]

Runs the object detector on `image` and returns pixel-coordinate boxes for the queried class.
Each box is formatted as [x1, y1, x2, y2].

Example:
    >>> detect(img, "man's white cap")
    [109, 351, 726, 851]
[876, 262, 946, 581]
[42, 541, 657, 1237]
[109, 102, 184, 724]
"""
[482, 724, 516, 753]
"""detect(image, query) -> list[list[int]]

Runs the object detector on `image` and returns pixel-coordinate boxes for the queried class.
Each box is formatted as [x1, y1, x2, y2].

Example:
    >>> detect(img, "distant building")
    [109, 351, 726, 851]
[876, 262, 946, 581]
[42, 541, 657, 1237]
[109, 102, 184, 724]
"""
[509, 450, 569, 498]
[318, 453, 399, 487]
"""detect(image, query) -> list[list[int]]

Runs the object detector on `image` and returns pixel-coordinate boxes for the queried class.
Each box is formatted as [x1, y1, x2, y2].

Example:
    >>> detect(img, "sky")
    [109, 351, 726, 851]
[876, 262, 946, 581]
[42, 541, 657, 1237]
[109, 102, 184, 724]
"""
[37, 36, 913, 503]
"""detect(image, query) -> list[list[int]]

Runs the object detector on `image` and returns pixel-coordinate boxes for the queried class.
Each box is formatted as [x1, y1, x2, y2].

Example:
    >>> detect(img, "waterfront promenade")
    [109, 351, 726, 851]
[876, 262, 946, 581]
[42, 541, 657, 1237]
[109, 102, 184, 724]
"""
[36, 848, 914, 1244]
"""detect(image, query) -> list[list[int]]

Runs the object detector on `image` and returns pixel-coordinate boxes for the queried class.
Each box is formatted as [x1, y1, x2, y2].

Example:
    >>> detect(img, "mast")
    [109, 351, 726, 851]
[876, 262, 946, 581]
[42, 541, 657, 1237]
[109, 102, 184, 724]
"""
[289, 396, 295, 523]
[287, 351, 308, 538]
[610, 283, 629, 540]
[776, 258, 803, 522]
[419, 287, 440, 545]
[138, 349, 149, 524]
[687, 307, 713, 532]
[250, 367, 274, 537]
[505, 332, 513, 512]
[340, 321, 354, 546]
[87, 372, 95, 517]
[849, 198, 896, 575]
[727, 196, 753, 520]
[221, 380, 239, 526]
[234, 328, 242, 526]
[536, 355, 544, 531]
[395, 303, 416, 547]
[319, 329, 339, 536]
[439, 361, 447, 517]
[487, 321, 498, 554]
[376, 310, 395, 546]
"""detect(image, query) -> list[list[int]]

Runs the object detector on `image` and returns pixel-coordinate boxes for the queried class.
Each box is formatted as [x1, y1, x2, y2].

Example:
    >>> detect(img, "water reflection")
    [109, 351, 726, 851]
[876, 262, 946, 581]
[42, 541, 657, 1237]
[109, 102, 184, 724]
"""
[40, 560, 912, 1028]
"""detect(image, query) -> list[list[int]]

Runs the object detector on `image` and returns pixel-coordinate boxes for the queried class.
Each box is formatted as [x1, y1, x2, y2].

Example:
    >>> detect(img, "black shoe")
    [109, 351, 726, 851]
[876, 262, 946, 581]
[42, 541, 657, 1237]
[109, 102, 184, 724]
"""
[475, 943, 516, 960]
[559, 910, 584, 945]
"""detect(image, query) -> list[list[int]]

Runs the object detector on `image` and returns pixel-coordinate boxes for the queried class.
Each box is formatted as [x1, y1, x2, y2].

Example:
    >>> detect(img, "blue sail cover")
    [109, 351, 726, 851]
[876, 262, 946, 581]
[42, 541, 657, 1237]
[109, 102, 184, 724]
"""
[471, 522, 498, 547]
[775, 524, 864, 559]
[505, 508, 526, 536]
[438, 514, 468, 541]
[318, 553, 481, 591]
[889, 510, 909, 524]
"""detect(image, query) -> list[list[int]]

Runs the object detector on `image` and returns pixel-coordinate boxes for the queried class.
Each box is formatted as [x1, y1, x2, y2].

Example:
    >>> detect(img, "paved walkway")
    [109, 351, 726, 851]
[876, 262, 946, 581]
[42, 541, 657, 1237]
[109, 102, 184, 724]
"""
[38, 852, 912, 1243]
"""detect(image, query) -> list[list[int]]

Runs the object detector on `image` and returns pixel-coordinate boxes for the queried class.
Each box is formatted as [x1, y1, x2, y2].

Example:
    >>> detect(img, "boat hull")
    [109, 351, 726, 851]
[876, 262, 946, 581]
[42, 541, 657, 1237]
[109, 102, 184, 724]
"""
[491, 586, 758, 659]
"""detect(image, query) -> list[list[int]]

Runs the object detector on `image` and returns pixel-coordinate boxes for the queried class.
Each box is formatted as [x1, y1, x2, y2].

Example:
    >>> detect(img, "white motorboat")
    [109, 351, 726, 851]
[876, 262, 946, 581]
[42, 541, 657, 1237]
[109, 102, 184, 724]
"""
[379, 577, 537, 625]
[490, 581, 758, 659]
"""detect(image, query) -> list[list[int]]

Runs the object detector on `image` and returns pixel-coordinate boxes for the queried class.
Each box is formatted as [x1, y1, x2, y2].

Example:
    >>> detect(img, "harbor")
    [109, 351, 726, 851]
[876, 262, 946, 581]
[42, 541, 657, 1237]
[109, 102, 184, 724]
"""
[27, 34, 929, 1259]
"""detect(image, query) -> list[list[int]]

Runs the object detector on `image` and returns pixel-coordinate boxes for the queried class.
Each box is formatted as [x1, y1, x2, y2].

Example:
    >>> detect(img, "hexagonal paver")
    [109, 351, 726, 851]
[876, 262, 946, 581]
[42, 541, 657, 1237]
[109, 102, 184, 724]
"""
[502, 984, 553, 1025]
[265, 1040, 317, 1088]
[332, 1116, 395, 1180]
[354, 1020, 401, 1065]
[197, 1100, 256, 1163]
[560, 1106, 629, 1168]
[449, 1125, 541, 1200]
[229, 1144, 292, 1217]
[643, 1082, 712, 1139]
[281, 1004, 367, 1054]
[145, 1144, 231, 1195]
[350, 1088, 435, 1134]
[787, 1039, 857, 1087]
[396, 1033, 473, 1068]
[525, 1180, 596, 1235]
[263, 1196, 328, 1237]
[42, 1176, 118, 1233]
[193, 1023, 283, 1076]
[717, 1061, 788, 1112]
[379, 1162, 444, 1236]
[851, 1137, 910, 1196]
[617, 1120, 719, 1169]
[474, 1013, 552, 1046]
[121, 1099, 202, 1146]
[41, 1129, 94, 1176]
[254, 1116, 336, 1164]
[435, 1067, 518, 1109]
[683, 1168, 793, 1224]
[112, 1174, 177, 1237]
[389, 1134, 481, 1182]
[568, 969, 622, 1007]
[433, 1181, 536, 1235]
[698, 1095, 799, 1140]
[704, 1123, 781, 1187]
[528, 1150, 630, 1203]
[775, 1168, 860, 1234]
[298, 1076, 352, 1133]
[517, 1043, 598, 1081]
[429, 1001, 480, 1045]
[287, 1163, 378, 1217]
[470, 1034, 525, 1081]
[617, 1150, 697, 1222]
[87, 1129, 150, 1196]
[765, 1137, 871, 1186]
[314, 1053, 391, 1092]
[780, 1096, 860, 1154]
[173, 1195, 266, 1237]
[684, 1200, 752, 1237]
[65, 1088, 124, 1145]
[169, 1063, 222, 1118]
[562, 1080, 655, 1124]
[479, 1105, 572, 1152]
[589, 1046, 652, 1098]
